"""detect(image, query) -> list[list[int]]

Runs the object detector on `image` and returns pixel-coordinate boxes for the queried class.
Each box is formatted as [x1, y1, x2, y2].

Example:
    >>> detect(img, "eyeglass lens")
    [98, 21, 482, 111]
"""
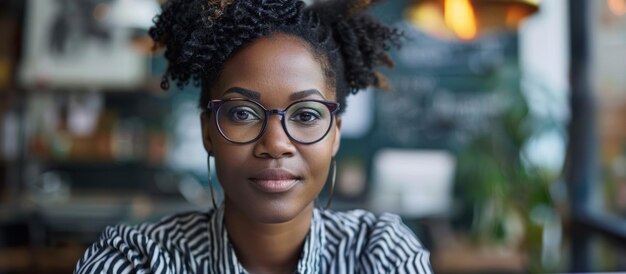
[215, 100, 333, 143]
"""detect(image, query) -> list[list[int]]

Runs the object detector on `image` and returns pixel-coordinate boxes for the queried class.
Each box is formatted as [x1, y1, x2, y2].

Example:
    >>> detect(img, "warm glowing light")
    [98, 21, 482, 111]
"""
[608, 0, 626, 16]
[506, 6, 530, 28]
[445, 0, 478, 40]
[407, 2, 450, 39]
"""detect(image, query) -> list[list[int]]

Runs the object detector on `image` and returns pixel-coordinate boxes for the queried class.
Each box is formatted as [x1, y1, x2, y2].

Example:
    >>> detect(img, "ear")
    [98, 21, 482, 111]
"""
[200, 111, 213, 155]
[331, 116, 342, 157]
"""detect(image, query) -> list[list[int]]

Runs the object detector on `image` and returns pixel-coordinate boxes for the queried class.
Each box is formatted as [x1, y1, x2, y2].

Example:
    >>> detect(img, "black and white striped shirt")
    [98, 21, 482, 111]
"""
[74, 206, 432, 273]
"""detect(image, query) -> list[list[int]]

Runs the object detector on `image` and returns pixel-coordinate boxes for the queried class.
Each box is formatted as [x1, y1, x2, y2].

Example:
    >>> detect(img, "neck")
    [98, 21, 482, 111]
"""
[223, 199, 313, 274]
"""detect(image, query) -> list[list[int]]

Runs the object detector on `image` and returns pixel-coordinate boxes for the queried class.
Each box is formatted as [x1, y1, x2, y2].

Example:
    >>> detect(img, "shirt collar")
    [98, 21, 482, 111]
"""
[211, 205, 325, 274]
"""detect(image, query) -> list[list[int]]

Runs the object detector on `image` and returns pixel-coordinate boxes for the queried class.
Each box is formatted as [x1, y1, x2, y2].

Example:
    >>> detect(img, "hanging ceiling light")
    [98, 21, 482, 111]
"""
[406, 0, 541, 41]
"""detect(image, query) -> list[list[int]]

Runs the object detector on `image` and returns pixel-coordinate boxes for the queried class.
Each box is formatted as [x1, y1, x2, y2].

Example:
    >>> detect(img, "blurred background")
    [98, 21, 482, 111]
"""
[0, 0, 625, 273]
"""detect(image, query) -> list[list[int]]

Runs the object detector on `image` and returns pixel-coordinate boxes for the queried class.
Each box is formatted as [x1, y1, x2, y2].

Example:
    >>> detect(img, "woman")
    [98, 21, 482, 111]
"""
[74, 0, 432, 273]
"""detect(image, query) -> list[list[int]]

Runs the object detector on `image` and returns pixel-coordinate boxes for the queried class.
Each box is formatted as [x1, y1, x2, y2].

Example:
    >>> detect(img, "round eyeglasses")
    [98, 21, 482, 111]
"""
[207, 98, 340, 144]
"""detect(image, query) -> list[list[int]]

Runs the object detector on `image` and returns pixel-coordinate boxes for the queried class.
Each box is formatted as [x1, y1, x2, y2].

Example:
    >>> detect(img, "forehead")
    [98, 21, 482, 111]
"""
[212, 33, 332, 101]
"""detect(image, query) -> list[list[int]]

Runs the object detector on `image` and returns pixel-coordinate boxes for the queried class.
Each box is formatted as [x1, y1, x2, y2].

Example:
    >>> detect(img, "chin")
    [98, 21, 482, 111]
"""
[256, 211, 298, 224]
[260, 201, 313, 223]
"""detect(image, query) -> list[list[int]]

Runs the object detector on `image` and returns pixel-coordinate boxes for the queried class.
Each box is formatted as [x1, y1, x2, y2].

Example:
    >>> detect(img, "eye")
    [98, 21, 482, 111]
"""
[227, 107, 261, 122]
[290, 108, 321, 123]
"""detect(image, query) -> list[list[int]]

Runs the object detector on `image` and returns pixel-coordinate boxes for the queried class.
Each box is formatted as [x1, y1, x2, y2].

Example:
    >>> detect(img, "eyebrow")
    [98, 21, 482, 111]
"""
[289, 89, 326, 101]
[223, 87, 326, 101]
[223, 87, 261, 100]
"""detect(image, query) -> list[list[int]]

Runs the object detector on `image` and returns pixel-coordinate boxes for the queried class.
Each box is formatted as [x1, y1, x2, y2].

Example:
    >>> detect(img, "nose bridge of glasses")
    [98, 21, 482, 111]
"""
[264, 109, 286, 129]
[258, 109, 292, 144]
[267, 109, 287, 117]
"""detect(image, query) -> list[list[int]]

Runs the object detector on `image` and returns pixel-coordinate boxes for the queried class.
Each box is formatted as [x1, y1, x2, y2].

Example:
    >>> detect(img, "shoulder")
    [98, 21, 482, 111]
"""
[319, 208, 378, 233]
[364, 212, 432, 273]
[319, 209, 432, 274]
[319, 209, 419, 246]
[74, 210, 212, 274]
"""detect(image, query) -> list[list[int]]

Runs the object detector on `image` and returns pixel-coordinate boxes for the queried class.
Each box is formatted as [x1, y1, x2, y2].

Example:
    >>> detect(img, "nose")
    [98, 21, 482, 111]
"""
[253, 114, 296, 159]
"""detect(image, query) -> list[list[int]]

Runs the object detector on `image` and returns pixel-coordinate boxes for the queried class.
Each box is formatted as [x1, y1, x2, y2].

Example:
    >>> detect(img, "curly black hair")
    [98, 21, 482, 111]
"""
[149, 0, 402, 114]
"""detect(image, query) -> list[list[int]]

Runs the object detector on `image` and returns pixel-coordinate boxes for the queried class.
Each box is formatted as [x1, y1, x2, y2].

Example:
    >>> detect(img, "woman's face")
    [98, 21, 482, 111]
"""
[201, 33, 341, 223]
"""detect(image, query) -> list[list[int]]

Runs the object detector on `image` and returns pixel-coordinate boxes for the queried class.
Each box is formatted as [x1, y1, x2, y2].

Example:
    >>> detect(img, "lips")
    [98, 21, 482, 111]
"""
[249, 168, 301, 193]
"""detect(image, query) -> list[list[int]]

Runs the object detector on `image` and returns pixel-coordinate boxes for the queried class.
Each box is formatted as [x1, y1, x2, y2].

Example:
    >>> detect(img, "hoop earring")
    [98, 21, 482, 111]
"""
[207, 155, 218, 209]
[324, 158, 337, 210]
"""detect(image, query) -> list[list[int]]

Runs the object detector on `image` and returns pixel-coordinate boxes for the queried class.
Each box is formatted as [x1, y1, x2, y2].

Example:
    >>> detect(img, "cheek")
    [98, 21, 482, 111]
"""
[300, 141, 335, 181]
[213, 147, 253, 192]
[209, 130, 250, 176]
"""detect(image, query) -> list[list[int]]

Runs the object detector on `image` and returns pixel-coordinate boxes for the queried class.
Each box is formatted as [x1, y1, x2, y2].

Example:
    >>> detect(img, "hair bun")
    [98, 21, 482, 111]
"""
[311, 0, 402, 93]
[201, 0, 234, 24]
[346, 0, 379, 16]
